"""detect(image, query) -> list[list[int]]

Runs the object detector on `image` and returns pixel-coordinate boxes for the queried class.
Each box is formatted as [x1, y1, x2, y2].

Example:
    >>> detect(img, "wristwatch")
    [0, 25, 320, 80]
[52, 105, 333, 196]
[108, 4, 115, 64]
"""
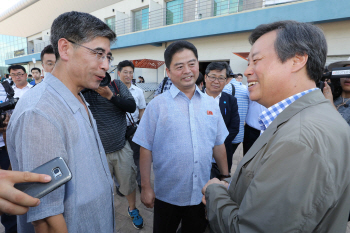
[218, 174, 231, 180]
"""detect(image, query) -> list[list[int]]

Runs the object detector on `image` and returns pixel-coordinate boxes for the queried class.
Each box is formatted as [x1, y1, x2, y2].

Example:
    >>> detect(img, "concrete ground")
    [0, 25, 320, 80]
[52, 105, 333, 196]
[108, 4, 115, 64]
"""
[2, 144, 350, 232]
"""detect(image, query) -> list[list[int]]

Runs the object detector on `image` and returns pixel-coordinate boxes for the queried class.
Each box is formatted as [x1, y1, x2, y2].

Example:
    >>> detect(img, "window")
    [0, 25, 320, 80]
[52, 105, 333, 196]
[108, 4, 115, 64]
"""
[105, 17, 116, 32]
[134, 8, 149, 31]
[214, 0, 243, 16]
[265, 0, 296, 6]
[166, 0, 184, 25]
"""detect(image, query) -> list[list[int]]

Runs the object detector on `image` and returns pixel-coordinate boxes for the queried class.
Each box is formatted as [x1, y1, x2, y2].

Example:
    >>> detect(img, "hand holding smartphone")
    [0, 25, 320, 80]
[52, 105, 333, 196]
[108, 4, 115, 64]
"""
[14, 157, 72, 199]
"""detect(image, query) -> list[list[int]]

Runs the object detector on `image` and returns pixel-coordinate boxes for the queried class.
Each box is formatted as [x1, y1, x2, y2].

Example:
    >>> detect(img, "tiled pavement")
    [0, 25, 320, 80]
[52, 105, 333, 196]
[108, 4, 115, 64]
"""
[2, 144, 350, 232]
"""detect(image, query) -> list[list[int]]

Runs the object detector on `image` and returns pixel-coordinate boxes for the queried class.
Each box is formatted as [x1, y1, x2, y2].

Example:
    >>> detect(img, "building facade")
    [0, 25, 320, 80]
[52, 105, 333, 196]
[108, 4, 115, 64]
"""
[2, 0, 350, 85]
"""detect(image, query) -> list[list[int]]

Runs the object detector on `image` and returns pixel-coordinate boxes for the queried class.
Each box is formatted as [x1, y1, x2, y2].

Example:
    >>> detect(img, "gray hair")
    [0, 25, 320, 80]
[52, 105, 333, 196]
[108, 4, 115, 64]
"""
[205, 62, 230, 78]
[249, 20, 327, 83]
[50, 11, 116, 60]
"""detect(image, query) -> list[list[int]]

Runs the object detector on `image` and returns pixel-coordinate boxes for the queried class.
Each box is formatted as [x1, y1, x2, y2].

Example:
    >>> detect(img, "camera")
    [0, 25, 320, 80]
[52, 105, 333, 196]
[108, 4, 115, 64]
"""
[0, 81, 18, 127]
[318, 66, 350, 94]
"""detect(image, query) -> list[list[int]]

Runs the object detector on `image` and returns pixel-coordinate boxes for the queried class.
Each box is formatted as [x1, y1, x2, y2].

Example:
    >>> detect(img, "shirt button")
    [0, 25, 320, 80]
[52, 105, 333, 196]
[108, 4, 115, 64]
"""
[194, 175, 197, 178]
[195, 161, 198, 163]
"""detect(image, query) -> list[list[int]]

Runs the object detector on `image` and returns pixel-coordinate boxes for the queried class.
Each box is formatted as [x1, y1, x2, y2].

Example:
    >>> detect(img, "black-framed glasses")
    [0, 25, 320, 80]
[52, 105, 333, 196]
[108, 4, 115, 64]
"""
[10, 73, 25, 77]
[67, 39, 114, 63]
[207, 75, 226, 82]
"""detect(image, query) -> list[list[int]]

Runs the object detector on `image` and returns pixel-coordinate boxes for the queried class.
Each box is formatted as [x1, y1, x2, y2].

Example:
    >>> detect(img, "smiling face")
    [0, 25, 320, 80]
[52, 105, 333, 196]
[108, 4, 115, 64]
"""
[118, 66, 134, 86]
[166, 49, 199, 94]
[205, 69, 227, 96]
[68, 36, 111, 91]
[244, 30, 294, 108]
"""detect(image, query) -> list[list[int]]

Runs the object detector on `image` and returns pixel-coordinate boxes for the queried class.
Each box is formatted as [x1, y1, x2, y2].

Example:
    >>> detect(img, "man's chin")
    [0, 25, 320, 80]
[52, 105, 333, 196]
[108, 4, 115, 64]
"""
[87, 82, 101, 90]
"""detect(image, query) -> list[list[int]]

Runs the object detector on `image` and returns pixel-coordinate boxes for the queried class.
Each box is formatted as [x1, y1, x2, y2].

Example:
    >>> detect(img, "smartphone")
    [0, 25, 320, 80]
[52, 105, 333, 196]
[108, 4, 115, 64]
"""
[14, 157, 72, 199]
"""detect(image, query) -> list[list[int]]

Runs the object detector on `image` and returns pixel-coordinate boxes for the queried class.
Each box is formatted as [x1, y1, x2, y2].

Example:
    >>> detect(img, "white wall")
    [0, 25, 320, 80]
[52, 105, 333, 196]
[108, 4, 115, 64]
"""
[27, 61, 44, 75]
[318, 20, 350, 56]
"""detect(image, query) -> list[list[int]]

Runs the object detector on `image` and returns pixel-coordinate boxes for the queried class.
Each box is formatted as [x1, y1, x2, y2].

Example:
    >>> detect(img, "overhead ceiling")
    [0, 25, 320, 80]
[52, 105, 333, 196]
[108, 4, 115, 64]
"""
[0, 0, 122, 38]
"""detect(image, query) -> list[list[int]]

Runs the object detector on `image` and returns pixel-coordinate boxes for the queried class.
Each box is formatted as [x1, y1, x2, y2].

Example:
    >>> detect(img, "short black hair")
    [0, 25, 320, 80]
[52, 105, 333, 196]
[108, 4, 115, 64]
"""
[164, 40, 198, 69]
[249, 20, 327, 83]
[205, 62, 230, 78]
[8, 65, 26, 73]
[117, 60, 135, 72]
[50, 11, 116, 60]
[195, 72, 204, 86]
[41, 45, 55, 61]
[237, 73, 243, 77]
[28, 74, 32, 78]
[5, 74, 9, 78]
[31, 67, 41, 73]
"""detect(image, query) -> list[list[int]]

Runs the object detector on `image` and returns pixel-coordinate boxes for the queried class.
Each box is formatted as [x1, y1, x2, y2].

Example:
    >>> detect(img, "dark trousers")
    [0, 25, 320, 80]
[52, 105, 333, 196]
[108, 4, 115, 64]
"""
[243, 124, 261, 155]
[0, 146, 17, 233]
[129, 139, 141, 186]
[153, 198, 207, 233]
[0, 146, 10, 170]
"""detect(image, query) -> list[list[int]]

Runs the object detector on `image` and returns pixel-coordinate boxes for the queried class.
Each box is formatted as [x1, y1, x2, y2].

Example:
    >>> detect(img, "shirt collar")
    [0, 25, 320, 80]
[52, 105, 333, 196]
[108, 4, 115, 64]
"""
[129, 84, 136, 90]
[43, 73, 84, 114]
[169, 84, 203, 99]
[204, 90, 221, 99]
[13, 83, 32, 89]
[259, 88, 318, 132]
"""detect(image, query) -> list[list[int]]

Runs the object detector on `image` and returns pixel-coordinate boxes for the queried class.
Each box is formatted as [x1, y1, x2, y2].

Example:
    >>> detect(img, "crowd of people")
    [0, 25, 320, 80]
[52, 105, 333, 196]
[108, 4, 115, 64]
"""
[0, 10, 350, 233]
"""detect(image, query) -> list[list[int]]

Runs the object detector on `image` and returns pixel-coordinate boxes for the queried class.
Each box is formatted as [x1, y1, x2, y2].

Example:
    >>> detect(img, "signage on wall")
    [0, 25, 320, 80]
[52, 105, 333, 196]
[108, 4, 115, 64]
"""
[14, 49, 25, 57]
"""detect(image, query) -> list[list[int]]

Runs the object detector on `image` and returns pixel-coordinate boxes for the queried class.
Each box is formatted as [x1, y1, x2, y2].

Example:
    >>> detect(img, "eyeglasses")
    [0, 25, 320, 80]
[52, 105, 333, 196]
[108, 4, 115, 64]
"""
[67, 40, 114, 64]
[10, 73, 25, 77]
[122, 71, 134, 75]
[207, 75, 226, 82]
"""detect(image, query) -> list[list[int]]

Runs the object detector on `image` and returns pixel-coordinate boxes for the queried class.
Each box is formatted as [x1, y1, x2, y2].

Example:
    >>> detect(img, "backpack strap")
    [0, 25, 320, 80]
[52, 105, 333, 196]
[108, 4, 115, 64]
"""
[231, 83, 236, 96]
[161, 77, 168, 93]
[111, 80, 120, 96]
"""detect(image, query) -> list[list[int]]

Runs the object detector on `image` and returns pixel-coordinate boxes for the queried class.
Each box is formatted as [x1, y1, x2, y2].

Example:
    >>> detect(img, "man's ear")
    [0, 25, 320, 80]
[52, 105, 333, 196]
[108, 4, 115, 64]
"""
[291, 53, 308, 73]
[57, 38, 70, 61]
[117, 71, 121, 77]
[166, 68, 170, 78]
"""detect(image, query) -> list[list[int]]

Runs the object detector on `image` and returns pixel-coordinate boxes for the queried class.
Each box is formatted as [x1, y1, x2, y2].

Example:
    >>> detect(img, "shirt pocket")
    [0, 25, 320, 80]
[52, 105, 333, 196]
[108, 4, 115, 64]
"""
[204, 115, 218, 144]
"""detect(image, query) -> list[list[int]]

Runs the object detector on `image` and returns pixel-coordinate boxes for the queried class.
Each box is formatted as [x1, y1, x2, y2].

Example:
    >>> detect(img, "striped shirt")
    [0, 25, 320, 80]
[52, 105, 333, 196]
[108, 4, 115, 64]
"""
[259, 88, 318, 133]
[83, 80, 134, 153]
[223, 79, 249, 143]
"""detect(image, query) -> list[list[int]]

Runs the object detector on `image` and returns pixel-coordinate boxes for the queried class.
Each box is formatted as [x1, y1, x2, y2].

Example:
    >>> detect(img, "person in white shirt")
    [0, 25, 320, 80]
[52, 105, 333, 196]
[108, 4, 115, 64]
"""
[118, 60, 146, 191]
[8, 65, 32, 98]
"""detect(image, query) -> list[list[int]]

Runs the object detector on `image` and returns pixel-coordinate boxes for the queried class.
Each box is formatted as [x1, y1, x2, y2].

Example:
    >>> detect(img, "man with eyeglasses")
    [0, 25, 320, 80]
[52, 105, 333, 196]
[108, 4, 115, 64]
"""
[204, 62, 240, 178]
[7, 11, 116, 233]
[8, 65, 32, 98]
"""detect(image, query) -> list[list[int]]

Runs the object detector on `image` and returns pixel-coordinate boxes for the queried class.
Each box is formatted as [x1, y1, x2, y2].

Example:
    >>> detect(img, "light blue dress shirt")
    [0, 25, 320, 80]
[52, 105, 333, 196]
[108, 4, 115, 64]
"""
[223, 79, 249, 143]
[246, 99, 268, 130]
[133, 84, 228, 206]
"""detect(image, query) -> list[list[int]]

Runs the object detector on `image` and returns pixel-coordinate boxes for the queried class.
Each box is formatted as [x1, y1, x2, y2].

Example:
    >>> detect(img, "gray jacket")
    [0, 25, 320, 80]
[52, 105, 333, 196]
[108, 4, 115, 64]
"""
[206, 90, 350, 233]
